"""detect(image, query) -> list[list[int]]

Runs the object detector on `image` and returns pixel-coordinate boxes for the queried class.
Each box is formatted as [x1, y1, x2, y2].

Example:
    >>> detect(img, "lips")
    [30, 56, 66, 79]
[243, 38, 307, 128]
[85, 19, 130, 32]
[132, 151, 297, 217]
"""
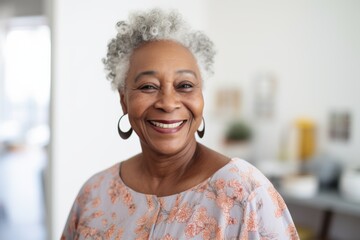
[148, 120, 186, 133]
[149, 120, 185, 128]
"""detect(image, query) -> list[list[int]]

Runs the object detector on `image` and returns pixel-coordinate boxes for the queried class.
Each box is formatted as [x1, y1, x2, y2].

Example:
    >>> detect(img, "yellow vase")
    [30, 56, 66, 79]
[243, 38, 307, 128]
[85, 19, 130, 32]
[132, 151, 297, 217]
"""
[296, 118, 316, 161]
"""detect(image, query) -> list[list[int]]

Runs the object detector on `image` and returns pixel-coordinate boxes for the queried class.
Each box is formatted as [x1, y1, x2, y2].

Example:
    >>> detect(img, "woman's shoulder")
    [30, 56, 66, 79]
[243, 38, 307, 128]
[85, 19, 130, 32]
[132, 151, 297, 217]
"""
[210, 158, 273, 193]
[78, 162, 121, 194]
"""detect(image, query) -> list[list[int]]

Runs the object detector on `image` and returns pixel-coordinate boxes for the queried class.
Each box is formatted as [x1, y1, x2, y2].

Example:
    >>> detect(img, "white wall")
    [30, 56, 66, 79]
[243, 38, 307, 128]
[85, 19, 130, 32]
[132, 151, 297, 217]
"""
[51, 0, 360, 238]
[51, 0, 209, 238]
[204, 0, 360, 162]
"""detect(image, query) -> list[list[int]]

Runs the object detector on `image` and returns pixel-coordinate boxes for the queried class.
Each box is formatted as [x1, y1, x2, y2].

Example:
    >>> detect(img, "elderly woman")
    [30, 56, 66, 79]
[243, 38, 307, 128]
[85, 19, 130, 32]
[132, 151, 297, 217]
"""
[62, 9, 299, 240]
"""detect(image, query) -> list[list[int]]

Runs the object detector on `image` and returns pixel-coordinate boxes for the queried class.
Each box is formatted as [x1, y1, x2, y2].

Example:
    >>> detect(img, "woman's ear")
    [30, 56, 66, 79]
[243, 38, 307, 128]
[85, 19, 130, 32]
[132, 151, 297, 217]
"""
[119, 90, 128, 114]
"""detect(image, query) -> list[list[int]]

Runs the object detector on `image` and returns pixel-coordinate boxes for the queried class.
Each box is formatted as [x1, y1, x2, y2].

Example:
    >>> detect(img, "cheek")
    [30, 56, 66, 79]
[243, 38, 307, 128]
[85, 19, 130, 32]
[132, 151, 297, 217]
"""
[195, 97, 204, 116]
[185, 93, 204, 118]
[126, 96, 149, 137]
[126, 94, 149, 119]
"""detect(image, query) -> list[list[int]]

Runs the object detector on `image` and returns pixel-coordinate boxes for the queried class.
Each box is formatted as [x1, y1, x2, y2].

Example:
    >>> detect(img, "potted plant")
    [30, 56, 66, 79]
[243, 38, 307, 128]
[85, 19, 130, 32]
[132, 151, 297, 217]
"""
[225, 120, 252, 143]
[223, 120, 252, 159]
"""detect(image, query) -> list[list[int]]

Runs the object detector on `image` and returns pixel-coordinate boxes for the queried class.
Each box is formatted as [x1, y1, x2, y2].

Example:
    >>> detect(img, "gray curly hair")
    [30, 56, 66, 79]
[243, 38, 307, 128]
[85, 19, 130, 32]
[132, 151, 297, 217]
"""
[102, 8, 216, 91]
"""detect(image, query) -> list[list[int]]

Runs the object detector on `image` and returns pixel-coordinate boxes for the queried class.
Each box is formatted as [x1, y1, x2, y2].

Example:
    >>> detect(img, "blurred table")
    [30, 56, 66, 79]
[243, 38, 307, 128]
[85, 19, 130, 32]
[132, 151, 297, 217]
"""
[283, 190, 360, 240]
[283, 190, 360, 217]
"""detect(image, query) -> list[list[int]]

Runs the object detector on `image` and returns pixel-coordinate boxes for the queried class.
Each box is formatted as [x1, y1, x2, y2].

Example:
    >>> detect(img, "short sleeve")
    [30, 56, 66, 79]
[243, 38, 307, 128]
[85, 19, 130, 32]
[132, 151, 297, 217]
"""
[239, 185, 299, 240]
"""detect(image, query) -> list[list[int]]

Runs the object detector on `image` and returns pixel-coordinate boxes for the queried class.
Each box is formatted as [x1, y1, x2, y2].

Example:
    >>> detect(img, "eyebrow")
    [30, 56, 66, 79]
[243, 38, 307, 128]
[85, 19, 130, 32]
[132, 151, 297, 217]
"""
[176, 70, 198, 79]
[134, 71, 156, 82]
[134, 69, 198, 82]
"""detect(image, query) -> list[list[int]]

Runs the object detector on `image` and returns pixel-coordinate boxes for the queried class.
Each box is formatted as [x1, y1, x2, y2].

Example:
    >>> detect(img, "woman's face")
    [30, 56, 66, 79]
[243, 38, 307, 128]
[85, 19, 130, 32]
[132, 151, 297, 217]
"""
[120, 40, 204, 155]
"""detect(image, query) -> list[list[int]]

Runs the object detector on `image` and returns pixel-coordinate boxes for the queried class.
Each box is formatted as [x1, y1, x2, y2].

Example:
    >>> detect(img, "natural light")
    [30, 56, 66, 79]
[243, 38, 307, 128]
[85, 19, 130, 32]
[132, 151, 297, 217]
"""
[4, 25, 50, 106]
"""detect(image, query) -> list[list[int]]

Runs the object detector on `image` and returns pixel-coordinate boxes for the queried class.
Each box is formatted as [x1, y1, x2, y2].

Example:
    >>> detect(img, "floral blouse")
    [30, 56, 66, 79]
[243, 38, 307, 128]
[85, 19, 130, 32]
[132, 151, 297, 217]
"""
[61, 158, 299, 240]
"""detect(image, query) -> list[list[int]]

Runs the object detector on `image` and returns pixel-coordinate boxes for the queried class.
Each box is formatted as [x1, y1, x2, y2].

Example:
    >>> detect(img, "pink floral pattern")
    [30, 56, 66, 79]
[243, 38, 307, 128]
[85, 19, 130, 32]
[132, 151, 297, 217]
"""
[62, 158, 299, 239]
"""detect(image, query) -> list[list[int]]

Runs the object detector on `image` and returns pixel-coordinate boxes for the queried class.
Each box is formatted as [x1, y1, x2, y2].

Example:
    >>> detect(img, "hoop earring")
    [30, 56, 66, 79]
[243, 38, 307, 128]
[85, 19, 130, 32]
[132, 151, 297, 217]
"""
[117, 114, 133, 139]
[197, 117, 205, 138]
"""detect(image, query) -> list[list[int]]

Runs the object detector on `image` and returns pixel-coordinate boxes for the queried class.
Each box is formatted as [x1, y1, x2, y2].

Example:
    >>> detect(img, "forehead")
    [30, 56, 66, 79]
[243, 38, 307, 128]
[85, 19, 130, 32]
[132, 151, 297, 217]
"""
[129, 40, 199, 73]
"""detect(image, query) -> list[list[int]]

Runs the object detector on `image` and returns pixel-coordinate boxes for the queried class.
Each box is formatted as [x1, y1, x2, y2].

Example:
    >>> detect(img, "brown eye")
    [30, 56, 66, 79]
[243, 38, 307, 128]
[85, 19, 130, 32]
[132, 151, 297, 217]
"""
[139, 84, 158, 92]
[177, 82, 193, 91]
[180, 84, 192, 88]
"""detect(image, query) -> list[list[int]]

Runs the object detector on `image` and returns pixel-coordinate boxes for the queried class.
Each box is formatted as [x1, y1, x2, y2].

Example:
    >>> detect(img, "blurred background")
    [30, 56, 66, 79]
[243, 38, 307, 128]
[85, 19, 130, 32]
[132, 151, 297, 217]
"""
[0, 0, 359, 239]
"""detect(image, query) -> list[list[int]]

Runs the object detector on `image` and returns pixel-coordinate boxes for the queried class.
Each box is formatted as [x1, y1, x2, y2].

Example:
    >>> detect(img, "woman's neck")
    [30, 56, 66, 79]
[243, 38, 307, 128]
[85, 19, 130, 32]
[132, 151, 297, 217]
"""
[132, 139, 205, 196]
[139, 138, 200, 179]
[120, 139, 229, 196]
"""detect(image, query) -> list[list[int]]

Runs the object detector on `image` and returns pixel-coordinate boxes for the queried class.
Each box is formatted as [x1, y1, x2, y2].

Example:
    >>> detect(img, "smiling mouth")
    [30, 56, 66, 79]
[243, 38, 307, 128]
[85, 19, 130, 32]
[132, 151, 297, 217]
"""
[149, 120, 185, 129]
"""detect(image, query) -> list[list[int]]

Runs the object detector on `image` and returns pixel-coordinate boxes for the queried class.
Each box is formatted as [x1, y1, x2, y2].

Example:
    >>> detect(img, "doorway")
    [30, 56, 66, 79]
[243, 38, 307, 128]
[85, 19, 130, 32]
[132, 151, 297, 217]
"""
[0, 16, 50, 240]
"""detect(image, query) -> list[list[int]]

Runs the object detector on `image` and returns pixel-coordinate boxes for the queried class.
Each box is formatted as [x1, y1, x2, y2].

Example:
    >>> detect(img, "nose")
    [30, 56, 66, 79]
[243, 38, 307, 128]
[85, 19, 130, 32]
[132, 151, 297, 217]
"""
[154, 89, 181, 112]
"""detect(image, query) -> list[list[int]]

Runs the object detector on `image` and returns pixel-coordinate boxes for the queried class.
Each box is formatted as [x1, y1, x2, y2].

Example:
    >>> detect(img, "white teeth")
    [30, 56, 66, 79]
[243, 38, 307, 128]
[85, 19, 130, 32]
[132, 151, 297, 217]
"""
[150, 121, 183, 129]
